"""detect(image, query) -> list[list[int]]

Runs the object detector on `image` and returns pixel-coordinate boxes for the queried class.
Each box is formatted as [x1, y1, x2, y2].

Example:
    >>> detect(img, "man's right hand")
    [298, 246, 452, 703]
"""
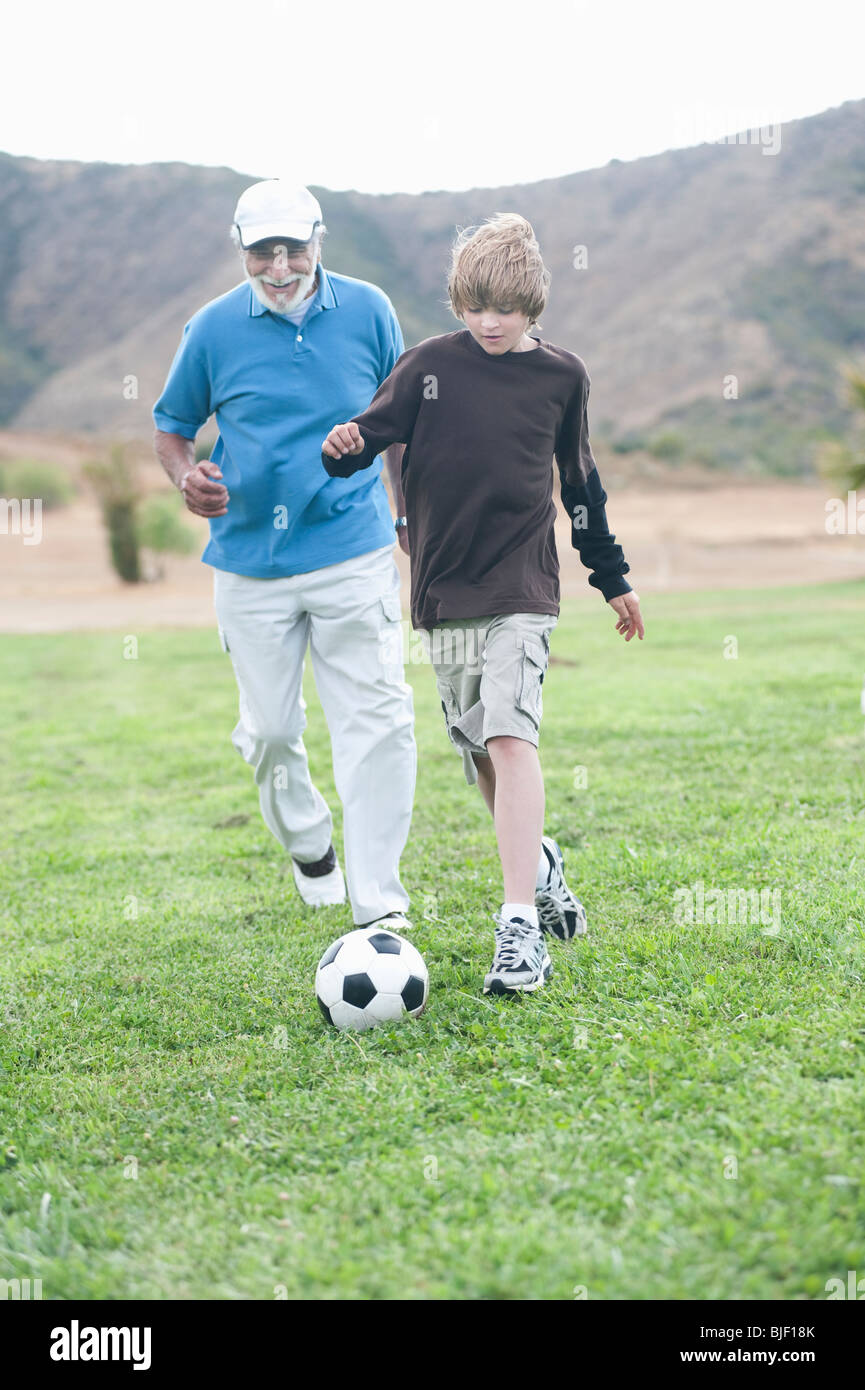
[322, 423, 365, 459]
[180, 461, 229, 517]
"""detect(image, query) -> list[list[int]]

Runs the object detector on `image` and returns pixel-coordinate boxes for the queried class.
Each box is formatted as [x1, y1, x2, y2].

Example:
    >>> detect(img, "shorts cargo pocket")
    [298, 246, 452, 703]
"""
[437, 677, 462, 730]
[517, 638, 547, 725]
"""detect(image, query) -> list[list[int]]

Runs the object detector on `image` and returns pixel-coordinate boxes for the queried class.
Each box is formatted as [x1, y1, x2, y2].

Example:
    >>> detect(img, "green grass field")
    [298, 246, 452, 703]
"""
[1, 581, 864, 1300]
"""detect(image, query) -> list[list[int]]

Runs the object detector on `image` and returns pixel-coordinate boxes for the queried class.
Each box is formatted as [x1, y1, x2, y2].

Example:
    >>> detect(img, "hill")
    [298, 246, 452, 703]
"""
[2, 98, 865, 474]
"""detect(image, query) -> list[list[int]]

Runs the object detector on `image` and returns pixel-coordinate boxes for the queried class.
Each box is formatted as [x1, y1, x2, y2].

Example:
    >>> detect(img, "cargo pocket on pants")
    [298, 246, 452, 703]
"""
[517, 638, 547, 726]
[376, 592, 404, 683]
[379, 593, 402, 624]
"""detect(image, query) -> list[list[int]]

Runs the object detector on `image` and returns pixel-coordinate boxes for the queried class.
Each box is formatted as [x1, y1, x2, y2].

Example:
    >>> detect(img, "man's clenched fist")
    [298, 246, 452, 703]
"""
[180, 461, 229, 517]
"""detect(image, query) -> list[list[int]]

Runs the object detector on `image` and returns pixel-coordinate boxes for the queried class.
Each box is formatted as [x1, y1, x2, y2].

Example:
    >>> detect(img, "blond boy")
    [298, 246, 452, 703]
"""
[323, 214, 644, 993]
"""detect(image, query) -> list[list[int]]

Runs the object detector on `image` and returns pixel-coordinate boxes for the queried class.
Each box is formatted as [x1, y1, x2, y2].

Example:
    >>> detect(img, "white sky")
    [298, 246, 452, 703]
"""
[2, 0, 862, 193]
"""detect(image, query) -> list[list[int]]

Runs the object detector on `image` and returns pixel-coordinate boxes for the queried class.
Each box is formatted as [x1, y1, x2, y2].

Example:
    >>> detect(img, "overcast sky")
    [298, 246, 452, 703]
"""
[2, 0, 862, 194]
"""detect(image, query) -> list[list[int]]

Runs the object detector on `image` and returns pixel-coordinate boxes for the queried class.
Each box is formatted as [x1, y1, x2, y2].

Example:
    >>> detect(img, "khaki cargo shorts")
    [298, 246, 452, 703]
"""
[422, 613, 557, 785]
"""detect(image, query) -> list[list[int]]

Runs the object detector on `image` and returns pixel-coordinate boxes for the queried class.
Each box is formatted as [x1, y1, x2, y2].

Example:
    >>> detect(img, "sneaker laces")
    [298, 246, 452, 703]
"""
[538, 872, 573, 908]
[536, 894, 565, 931]
[493, 918, 540, 970]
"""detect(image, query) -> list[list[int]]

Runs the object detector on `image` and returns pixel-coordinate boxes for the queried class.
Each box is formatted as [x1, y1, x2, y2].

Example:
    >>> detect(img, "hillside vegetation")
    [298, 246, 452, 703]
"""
[2, 98, 865, 475]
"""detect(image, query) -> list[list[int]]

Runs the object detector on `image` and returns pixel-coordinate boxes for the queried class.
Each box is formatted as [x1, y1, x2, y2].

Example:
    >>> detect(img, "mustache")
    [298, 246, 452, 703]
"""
[260, 273, 303, 286]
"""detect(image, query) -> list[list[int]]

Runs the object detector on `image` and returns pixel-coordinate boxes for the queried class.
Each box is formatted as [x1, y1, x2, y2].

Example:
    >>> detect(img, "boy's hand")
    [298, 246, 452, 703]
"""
[608, 591, 644, 641]
[323, 423, 365, 459]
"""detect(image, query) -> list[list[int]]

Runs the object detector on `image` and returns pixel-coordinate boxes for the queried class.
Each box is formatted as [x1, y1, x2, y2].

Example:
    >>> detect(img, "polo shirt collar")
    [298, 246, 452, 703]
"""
[247, 264, 338, 318]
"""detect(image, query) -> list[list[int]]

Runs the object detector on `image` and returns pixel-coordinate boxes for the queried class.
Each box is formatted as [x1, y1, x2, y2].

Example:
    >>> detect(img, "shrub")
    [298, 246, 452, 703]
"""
[0, 458, 75, 508]
[647, 430, 687, 462]
[138, 493, 197, 558]
[611, 432, 648, 455]
[816, 368, 865, 494]
[104, 500, 140, 582]
[83, 445, 141, 583]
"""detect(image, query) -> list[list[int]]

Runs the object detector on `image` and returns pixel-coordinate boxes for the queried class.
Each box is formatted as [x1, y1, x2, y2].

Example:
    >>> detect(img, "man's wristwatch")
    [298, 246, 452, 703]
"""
[394, 516, 407, 531]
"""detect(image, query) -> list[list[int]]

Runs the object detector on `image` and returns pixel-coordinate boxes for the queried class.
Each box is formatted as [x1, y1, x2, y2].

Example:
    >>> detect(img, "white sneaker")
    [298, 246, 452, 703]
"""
[536, 837, 588, 941]
[484, 915, 552, 995]
[361, 910, 413, 933]
[291, 858, 346, 907]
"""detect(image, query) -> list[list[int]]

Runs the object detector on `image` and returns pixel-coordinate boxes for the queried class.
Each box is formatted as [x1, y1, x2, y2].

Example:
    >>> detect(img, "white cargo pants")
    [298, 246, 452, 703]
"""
[213, 544, 416, 925]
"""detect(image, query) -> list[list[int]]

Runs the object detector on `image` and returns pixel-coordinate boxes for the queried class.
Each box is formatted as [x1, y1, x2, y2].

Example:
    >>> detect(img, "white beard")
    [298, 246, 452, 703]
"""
[247, 265, 317, 315]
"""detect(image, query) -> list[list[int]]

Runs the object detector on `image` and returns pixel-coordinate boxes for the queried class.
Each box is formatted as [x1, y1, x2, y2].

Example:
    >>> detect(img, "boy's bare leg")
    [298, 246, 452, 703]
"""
[474, 741, 587, 943]
[473, 752, 496, 815]
[480, 736, 544, 904]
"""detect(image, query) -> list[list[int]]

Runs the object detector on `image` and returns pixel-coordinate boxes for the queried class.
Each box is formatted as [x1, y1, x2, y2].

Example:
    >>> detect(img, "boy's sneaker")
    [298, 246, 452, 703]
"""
[291, 846, 346, 907]
[536, 837, 588, 941]
[483, 915, 552, 995]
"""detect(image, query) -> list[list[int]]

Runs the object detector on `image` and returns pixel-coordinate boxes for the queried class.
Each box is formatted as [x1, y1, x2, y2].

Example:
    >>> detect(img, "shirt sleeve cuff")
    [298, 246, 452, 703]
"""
[153, 413, 199, 440]
[321, 448, 366, 477]
[590, 574, 633, 601]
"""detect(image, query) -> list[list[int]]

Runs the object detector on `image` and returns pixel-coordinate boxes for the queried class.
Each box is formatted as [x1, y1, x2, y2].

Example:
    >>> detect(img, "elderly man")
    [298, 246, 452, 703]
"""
[153, 180, 416, 931]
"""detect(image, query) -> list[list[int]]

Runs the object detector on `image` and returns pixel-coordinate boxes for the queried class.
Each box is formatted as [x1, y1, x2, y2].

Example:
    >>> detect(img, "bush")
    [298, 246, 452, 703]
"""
[816, 368, 865, 494]
[647, 430, 687, 462]
[138, 494, 197, 557]
[611, 432, 648, 455]
[104, 500, 141, 583]
[0, 458, 75, 508]
[83, 445, 142, 583]
[84, 446, 200, 584]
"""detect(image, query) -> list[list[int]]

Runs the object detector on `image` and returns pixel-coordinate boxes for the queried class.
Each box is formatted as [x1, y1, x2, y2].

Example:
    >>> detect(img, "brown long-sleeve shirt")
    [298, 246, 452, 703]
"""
[321, 329, 631, 629]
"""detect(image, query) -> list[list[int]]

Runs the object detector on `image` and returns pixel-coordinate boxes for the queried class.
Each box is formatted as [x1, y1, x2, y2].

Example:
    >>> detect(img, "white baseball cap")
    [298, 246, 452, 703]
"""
[233, 180, 323, 247]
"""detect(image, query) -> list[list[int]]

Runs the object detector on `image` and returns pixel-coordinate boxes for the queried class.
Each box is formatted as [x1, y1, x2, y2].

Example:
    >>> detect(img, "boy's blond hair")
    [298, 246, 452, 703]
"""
[447, 213, 551, 326]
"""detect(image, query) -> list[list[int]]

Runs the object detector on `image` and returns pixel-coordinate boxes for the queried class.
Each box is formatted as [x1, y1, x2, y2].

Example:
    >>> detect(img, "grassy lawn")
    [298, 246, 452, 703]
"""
[1, 580, 864, 1300]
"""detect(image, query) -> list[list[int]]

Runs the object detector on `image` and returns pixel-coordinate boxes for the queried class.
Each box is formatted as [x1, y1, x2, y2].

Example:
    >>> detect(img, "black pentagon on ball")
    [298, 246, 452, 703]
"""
[401, 975, 426, 1012]
[367, 931, 402, 955]
[319, 939, 343, 967]
[343, 972, 377, 1009]
[317, 997, 334, 1026]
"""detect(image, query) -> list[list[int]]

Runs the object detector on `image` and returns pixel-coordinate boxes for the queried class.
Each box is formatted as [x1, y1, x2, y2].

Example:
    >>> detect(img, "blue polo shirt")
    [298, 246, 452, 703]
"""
[153, 267, 404, 576]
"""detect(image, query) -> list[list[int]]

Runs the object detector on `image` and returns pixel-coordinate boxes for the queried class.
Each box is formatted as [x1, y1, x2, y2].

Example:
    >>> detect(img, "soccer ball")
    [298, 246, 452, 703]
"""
[315, 927, 429, 1031]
